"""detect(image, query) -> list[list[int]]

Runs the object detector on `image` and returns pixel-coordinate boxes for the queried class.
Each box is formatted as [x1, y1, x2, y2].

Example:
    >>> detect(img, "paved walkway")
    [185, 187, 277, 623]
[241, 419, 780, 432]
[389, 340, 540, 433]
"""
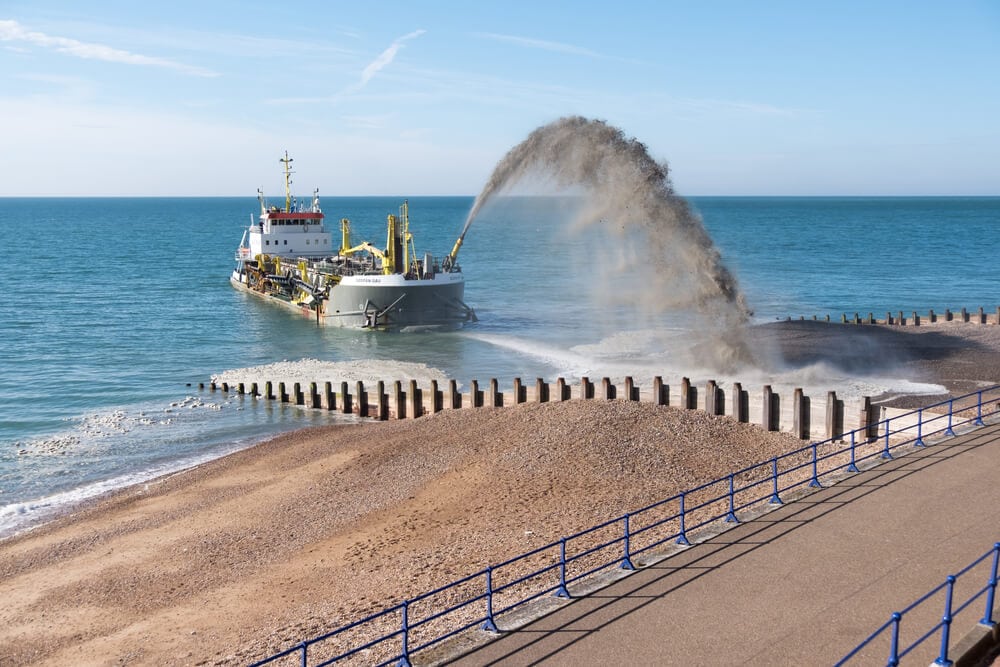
[447, 422, 1000, 666]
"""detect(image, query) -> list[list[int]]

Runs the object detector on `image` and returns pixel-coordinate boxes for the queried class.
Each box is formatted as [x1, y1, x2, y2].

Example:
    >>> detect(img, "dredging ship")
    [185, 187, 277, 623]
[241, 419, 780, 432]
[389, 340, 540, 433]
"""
[230, 153, 476, 330]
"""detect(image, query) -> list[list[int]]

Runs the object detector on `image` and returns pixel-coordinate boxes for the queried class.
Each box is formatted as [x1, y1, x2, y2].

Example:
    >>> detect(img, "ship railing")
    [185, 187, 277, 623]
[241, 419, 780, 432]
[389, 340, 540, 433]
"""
[248, 385, 1000, 667]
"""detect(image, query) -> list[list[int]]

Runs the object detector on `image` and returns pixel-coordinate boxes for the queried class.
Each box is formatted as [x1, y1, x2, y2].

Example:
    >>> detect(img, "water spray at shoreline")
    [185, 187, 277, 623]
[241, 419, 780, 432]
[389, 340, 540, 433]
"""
[459, 116, 754, 369]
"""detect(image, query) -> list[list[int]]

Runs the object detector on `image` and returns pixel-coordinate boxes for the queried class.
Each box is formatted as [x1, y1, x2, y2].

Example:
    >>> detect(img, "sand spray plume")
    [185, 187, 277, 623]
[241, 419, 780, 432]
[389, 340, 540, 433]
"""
[463, 116, 755, 369]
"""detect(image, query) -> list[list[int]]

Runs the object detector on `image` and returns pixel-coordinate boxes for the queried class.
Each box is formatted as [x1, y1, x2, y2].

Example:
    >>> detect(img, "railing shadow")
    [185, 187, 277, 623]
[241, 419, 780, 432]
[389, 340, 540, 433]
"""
[444, 426, 1000, 666]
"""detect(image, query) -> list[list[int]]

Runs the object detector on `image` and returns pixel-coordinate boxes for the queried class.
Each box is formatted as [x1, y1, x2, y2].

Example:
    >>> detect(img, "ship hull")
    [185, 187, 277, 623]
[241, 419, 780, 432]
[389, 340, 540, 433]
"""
[230, 270, 471, 330]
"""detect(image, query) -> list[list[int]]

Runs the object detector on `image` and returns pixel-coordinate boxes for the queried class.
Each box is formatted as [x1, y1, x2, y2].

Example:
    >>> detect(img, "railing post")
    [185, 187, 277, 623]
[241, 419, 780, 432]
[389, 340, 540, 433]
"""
[934, 575, 956, 666]
[881, 418, 893, 459]
[554, 538, 571, 598]
[769, 458, 783, 505]
[914, 409, 926, 447]
[620, 514, 636, 570]
[982, 543, 1000, 625]
[481, 567, 499, 633]
[847, 430, 860, 473]
[676, 492, 691, 545]
[398, 600, 412, 667]
[725, 473, 739, 523]
[809, 442, 822, 488]
[300, 641, 307, 667]
[945, 399, 956, 436]
[974, 390, 985, 426]
[888, 612, 902, 667]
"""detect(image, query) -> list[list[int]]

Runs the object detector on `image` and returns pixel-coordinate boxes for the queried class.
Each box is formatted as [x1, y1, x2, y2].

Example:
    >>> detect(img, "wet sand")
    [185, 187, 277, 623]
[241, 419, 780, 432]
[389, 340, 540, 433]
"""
[1, 320, 998, 666]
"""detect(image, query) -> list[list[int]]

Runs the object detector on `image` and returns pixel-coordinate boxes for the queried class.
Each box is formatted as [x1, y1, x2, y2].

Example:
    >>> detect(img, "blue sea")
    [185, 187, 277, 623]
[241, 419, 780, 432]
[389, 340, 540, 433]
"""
[1, 195, 997, 535]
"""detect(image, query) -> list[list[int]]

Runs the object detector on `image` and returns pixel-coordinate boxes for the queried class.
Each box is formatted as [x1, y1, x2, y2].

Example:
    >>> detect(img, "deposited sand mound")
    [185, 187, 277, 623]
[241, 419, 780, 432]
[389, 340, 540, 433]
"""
[0, 400, 803, 666]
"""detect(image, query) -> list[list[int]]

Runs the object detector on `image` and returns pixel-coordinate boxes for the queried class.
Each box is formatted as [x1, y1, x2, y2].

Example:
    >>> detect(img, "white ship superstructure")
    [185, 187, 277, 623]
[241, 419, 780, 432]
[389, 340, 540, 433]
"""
[230, 152, 476, 330]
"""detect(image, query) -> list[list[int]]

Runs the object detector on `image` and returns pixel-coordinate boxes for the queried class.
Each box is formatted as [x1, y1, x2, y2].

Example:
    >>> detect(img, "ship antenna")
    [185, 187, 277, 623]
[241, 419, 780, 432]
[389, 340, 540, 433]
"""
[279, 151, 294, 213]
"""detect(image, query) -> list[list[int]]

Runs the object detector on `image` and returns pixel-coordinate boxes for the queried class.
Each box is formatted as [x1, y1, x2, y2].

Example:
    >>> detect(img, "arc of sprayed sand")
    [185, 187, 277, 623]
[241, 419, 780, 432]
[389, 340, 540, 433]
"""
[460, 116, 749, 319]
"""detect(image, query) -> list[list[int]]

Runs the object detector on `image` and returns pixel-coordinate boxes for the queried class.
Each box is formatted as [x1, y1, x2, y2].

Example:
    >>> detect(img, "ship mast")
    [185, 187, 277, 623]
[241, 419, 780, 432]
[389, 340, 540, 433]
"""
[279, 151, 294, 212]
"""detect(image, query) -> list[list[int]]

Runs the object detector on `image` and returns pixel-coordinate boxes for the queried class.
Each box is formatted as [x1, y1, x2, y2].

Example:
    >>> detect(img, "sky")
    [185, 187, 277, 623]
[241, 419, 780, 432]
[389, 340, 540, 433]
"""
[1, 1, 998, 196]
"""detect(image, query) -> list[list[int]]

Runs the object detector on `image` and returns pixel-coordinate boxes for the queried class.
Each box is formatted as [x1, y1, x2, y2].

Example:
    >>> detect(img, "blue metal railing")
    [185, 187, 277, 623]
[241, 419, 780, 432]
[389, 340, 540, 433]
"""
[837, 542, 1000, 666]
[249, 385, 1000, 667]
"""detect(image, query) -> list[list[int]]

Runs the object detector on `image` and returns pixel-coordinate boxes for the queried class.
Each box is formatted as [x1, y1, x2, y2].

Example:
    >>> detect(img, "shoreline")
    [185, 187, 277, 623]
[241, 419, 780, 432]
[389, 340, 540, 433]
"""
[2, 320, 999, 665]
[4, 319, 998, 541]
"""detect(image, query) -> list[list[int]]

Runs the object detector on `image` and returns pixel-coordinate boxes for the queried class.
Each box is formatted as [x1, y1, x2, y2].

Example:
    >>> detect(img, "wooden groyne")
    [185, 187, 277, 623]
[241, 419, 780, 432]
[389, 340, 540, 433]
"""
[785, 305, 1000, 326]
[200, 376, 907, 442]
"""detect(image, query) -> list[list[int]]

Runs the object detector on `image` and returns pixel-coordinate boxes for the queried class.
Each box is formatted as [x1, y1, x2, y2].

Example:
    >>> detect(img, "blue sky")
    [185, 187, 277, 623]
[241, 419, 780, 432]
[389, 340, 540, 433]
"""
[1, 1, 998, 196]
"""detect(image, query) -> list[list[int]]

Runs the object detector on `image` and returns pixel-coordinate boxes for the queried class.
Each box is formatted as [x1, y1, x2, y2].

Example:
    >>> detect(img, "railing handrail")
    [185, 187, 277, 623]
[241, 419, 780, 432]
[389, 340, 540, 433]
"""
[836, 542, 1000, 665]
[251, 384, 1000, 666]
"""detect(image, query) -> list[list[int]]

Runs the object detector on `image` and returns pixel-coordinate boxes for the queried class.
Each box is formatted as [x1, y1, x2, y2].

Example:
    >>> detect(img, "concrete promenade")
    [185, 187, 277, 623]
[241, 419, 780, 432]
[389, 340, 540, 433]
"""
[447, 422, 1000, 666]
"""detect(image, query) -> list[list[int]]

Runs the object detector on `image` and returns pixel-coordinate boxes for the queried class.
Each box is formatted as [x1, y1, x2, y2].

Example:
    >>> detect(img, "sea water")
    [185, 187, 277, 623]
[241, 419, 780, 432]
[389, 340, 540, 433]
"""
[0, 195, 997, 535]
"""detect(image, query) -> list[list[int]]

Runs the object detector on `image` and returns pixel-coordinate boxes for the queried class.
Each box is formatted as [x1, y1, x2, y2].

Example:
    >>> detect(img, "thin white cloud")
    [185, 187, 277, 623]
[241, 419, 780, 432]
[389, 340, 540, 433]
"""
[357, 29, 425, 88]
[475, 32, 603, 58]
[678, 96, 820, 118]
[0, 19, 219, 77]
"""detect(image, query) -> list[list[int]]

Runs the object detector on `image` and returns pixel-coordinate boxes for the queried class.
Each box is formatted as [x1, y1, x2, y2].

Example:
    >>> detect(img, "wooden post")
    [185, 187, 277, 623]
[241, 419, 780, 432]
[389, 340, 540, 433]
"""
[732, 382, 748, 423]
[581, 376, 593, 400]
[945, 308, 952, 322]
[763, 385, 778, 432]
[490, 378, 503, 407]
[250, 382, 259, 397]
[793, 388, 809, 439]
[323, 381, 335, 410]
[450, 380, 461, 409]
[278, 382, 288, 403]
[309, 382, 320, 409]
[340, 381, 351, 415]
[431, 379, 442, 413]
[470, 380, 483, 408]
[625, 376, 637, 401]
[393, 380, 405, 419]
[409, 379, 421, 419]
[681, 377, 697, 409]
[898, 311, 905, 325]
[912, 311, 919, 326]
[376, 381, 388, 420]
[293, 382, 304, 406]
[705, 380, 718, 415]
[556, 377, 568, 401]
[978, 306, 985, 324]
[601, 377, 614, 400]
[535, 378, 548, 403]
[929, 308, 936, 323]
[826, 390, 844, 440]
[653, 376, 667, 406]
[355, 381, 368, 418]
[513, 378, 525, 404]
[860, 396, 877, 441]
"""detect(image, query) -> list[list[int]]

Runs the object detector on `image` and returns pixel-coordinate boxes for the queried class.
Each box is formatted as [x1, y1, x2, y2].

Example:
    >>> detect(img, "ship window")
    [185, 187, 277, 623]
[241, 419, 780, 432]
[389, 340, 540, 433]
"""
[265, 240, 270, 245]
[306, 239, 310, 245]
[284, 240, 288, 245]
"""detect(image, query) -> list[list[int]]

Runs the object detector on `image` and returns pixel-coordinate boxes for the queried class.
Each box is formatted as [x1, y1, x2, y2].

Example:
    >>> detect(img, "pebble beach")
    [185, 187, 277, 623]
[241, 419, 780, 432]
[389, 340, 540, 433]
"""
[1, 320, 999, 666]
